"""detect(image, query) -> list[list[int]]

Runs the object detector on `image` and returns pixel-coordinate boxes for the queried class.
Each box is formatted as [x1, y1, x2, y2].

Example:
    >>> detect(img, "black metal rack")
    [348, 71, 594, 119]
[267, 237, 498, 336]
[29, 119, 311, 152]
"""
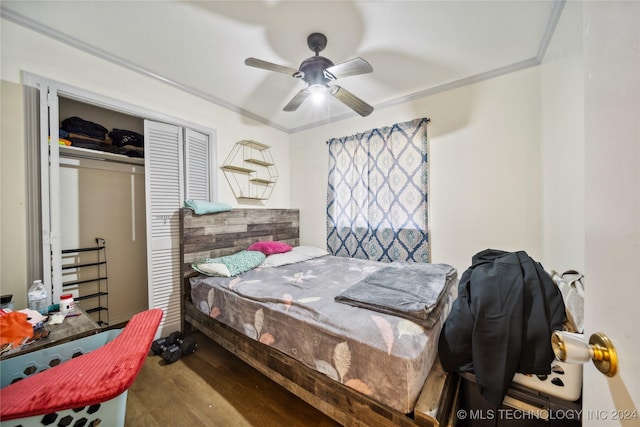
[61, 237, 109, 326]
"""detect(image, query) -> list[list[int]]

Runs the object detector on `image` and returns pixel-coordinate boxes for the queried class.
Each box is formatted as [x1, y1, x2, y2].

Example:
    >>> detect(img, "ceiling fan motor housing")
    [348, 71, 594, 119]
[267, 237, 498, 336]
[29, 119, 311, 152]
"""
[299, 56, 335, 86]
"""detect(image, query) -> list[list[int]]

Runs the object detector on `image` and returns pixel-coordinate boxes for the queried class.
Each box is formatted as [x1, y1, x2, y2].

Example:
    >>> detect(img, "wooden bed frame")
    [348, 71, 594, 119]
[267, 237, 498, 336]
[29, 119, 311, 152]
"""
[180, 208, 458, 427]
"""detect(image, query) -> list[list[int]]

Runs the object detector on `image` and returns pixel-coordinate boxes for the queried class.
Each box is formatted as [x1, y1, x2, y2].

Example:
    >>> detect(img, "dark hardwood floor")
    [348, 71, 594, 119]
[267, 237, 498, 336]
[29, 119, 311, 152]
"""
[125, 331, 342, 426]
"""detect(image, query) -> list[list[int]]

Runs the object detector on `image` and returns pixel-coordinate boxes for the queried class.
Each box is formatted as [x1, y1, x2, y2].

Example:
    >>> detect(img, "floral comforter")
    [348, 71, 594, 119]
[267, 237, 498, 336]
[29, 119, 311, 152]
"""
[190, 254, 457, 413]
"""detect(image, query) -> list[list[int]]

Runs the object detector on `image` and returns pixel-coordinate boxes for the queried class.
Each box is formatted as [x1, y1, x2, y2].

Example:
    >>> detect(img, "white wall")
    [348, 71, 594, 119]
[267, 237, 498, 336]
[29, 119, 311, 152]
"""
[0, 80, 27, 307]
[540, 1, 585, 273]
[291, 68, 543, 274]
[0, 19, 291, 308]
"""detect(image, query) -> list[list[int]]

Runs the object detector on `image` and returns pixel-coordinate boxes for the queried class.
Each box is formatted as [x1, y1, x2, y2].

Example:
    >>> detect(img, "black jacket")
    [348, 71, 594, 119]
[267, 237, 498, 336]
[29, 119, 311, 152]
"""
[438, 249, 566, 405]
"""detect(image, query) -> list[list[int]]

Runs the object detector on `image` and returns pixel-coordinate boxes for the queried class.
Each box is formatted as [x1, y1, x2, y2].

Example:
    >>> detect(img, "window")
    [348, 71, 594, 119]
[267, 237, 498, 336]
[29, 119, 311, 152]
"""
[327, 118, 430, 262]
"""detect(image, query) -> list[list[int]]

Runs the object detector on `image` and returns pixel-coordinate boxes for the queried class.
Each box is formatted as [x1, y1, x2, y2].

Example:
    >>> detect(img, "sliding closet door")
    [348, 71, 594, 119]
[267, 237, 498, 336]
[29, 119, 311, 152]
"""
[144, 120, 184, 335]
[184, 128, 210, 200]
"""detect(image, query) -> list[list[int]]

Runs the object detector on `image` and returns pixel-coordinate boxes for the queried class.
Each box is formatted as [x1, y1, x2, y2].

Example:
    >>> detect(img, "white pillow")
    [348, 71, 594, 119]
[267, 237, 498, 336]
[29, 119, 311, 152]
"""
[261, 246, 329, 268]
[196, 262, 231, 277]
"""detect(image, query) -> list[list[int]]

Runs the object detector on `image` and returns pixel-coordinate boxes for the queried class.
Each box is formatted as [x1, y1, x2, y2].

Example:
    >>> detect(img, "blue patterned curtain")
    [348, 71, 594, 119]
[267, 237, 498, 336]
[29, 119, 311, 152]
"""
[327, 117, 430, 262]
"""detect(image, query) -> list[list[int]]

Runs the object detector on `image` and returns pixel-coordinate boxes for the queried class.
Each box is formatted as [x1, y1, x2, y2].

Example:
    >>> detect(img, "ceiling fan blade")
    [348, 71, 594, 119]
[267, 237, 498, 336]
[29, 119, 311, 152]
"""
[245, 58, 300, 77]
[324, 58, 373, 80]
[283, 88, 311, 112]
[329, 85, 374, 117]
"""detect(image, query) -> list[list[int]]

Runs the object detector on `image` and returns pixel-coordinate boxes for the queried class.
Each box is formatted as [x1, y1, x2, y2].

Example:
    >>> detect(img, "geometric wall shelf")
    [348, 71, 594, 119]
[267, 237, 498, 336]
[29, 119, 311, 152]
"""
[221, 140, 278, 200]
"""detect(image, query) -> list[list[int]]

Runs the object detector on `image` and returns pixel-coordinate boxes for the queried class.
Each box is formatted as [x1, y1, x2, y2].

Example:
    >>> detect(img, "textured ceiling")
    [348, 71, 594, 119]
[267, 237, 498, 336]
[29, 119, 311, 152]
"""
[1, 1, 564, 133]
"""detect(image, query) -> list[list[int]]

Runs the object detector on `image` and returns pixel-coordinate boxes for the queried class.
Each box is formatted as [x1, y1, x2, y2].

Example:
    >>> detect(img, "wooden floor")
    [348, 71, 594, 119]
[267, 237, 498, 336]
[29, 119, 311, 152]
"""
[125, 331, 342, 427]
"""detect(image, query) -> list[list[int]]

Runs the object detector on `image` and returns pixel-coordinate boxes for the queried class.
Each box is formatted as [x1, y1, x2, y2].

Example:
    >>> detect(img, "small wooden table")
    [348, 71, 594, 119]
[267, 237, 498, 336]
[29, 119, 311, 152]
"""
[1, 308, 101, 360]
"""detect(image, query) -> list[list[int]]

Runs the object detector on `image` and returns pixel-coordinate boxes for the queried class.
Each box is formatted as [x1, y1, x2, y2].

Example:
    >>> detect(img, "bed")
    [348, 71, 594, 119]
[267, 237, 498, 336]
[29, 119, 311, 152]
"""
[180, 208, 459, 427]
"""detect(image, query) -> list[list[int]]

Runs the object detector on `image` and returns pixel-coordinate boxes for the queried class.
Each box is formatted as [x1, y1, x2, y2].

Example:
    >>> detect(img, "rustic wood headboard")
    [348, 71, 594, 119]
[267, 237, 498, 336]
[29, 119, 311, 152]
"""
[180, 208, 300, 278]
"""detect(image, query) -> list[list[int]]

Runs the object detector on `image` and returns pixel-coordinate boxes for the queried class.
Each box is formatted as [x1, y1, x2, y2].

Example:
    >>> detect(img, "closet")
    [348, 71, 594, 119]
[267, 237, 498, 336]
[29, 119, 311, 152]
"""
[58, 97, 147, 326]
[24, 73, 216, 335]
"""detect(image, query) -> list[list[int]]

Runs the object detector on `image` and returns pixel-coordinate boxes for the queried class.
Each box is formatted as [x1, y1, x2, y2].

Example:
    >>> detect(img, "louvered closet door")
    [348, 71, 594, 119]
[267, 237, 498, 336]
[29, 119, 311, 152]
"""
[40, 82, 62, 306]
[144, 120, 184, 335]
[184, 128, 211, 200]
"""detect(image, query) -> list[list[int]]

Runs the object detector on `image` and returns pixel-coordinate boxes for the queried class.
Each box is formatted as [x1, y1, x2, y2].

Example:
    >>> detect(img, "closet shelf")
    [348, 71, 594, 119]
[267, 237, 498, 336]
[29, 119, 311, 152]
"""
[59, 145, 144, 166]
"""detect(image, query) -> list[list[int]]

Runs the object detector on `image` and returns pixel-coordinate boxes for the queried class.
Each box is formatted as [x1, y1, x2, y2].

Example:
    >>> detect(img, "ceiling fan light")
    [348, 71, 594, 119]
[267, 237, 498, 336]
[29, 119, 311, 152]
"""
[309, 84, 327, 104]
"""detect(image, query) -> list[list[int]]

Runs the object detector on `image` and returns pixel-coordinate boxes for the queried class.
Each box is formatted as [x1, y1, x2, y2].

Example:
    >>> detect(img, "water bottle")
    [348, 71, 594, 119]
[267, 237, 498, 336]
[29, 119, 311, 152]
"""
[28, 279, 48, 315]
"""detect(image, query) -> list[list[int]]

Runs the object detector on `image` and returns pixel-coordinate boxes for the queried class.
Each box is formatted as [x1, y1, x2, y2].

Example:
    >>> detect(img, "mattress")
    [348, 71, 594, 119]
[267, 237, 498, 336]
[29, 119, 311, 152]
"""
[190, 254, 457, 413]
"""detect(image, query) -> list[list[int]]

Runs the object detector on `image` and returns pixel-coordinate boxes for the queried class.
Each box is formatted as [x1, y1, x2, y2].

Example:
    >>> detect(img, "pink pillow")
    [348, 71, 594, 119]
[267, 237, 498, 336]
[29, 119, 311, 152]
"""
[247, 241, 293, 255]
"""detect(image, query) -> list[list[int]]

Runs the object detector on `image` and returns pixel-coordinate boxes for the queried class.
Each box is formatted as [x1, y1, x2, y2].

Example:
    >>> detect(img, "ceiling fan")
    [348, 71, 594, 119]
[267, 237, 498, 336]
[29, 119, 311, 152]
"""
[245, 33, 374, 117]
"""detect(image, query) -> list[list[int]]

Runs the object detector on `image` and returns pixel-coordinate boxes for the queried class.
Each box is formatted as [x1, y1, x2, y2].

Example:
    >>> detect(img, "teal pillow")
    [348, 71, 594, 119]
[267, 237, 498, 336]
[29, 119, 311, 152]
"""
[183, 199, 232, 215]
[193, 250, 265, 277]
